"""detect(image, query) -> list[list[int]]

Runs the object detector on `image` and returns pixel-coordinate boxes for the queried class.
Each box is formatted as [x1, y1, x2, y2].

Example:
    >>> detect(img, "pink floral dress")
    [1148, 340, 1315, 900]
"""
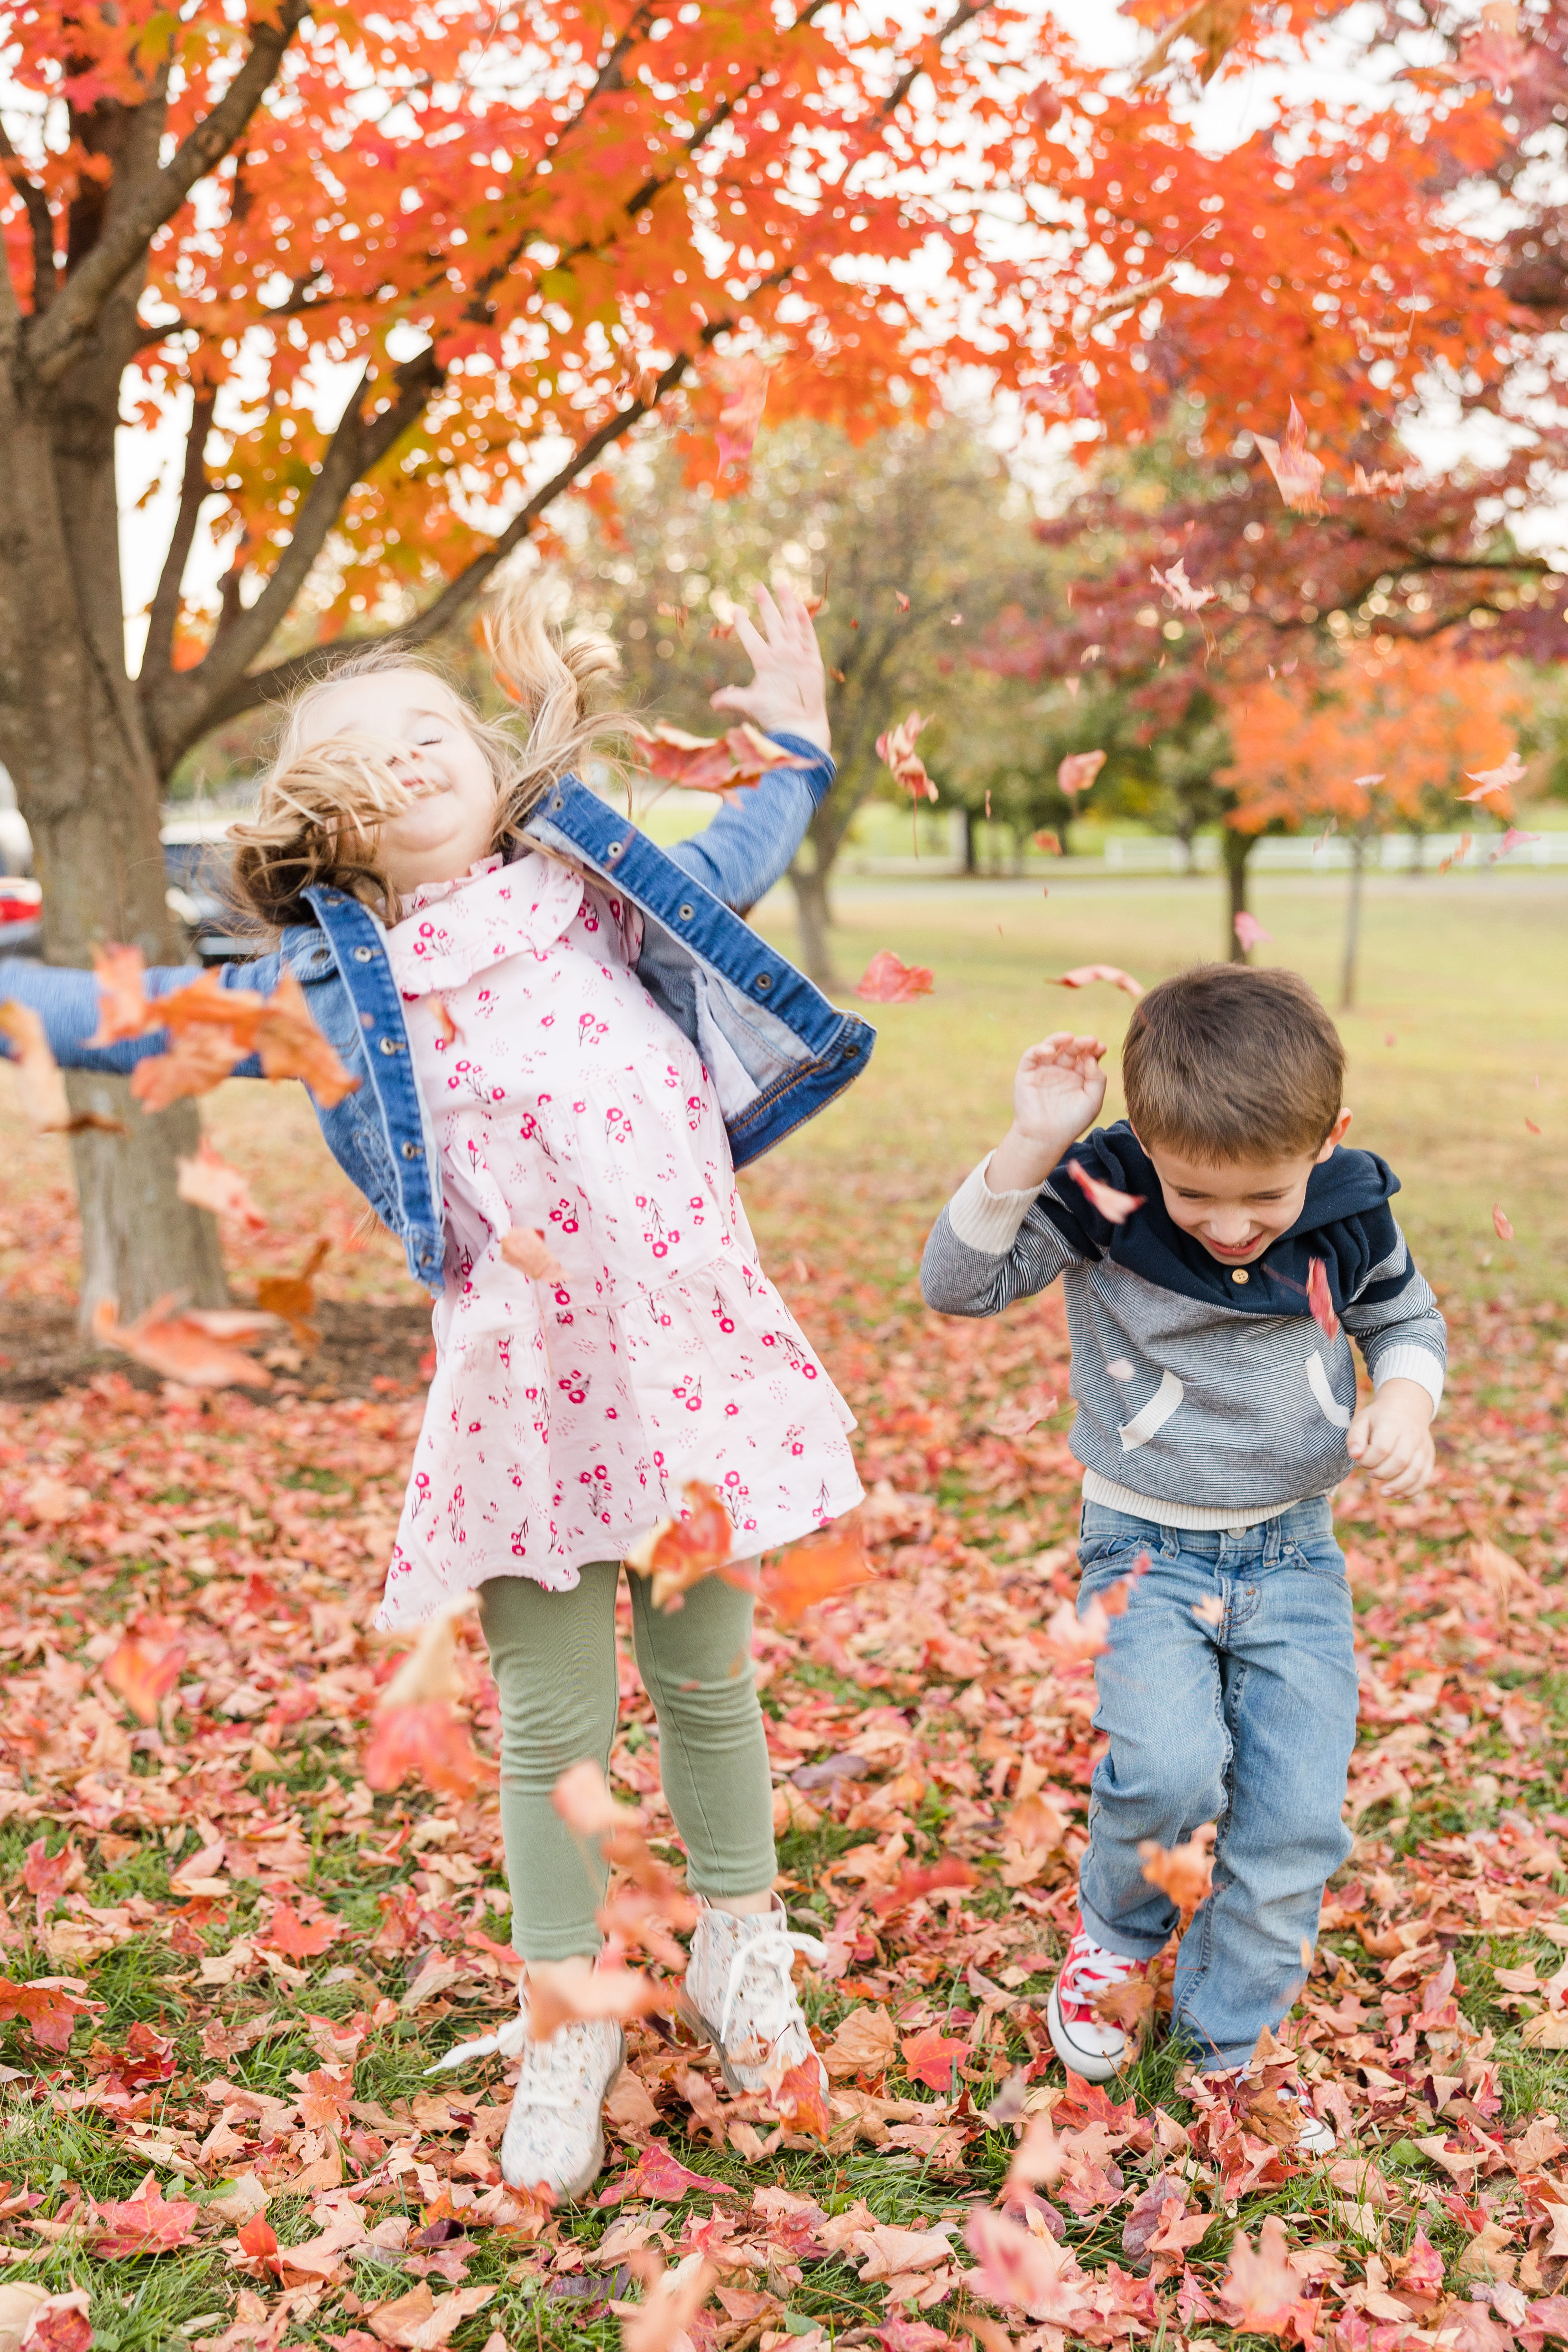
[375, 852, 863, 1628]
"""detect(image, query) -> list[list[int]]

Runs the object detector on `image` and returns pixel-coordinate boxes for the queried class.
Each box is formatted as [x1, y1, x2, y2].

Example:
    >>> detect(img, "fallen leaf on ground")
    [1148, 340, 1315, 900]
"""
[92, 2170, 201, 2259]
[364, 2281, 495, 2349]
[901, 2027, 969, 2092]
[0, 1976, 97, 2052]
[1220, 2213, 1306, 2332]
[824, 2005, 899, 2078]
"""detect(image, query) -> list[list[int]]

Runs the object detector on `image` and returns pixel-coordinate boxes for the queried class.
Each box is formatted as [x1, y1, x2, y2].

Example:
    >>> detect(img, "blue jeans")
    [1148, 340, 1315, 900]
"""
[1074, 1495, 1357, 2070]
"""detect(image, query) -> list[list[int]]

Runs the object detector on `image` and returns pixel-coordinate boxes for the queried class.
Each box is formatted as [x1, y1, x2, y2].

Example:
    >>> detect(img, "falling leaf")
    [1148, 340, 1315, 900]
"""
[1150, 559, 1213, 613]
[103, 1632, 187, 1725]
[92, 1295, 274, 1390]
[499, 1226, 567, 1281]
[965, 2206, 1089, 2322]
[1500, 827, 1541, 855]
[626, 1479, 741, 1608]
[1306, 1257, 1339, 1342]
[1139, 1820, 1217, 1908]
[760, 1525, 875, 1621]
[711, 350, 770, 468]
[1105, 1358, 1134, 1381]
[1494, 1203, 1515, 1242]
[92, 2170, 202, 2260]
[364, 1704, 495, 1801]
[1042, 1563, 1144, 1665]
[527, 1960, 666, 2044]
[627, 720, 813, 801]
[1052, 963, 1145, 998]
[1460, 752, 1524, 801]
[855, 951, 935, 1004]
[876, 712, 938, 804]
[900, 2026, 970, 2092]
[1220, 2213, 1306, 2334]
[0, 1977, 97, 2052]
[1192, 1593, 1226, 1626]
[1026, 80, 1064, 126]
[176, 1137, 267, 1232]
[1255, 401, 1327, 515]
[1233, 911, 1271, 951]
[1057, 750, 1106, 797]
[0, 1002, 112, 1134]
[130, 1024, 247, 1112]
[990, 1388, 1058, 1439]
[253, 970, 360, 1105]
[256, 1236, 330, 1348]
[1033, 829, 1062, 855]
[869, 1859, 977, 1918]
[87, 942, 152, 1046]
[1527, 1117, 1541, 1135]
[618, 2252, 716, 2352]
[1064, 1159, 1146, 1227]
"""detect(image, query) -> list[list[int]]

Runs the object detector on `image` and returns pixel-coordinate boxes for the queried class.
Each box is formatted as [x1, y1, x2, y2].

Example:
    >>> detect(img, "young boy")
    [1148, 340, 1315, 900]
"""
[920, 964, 1442, 2142]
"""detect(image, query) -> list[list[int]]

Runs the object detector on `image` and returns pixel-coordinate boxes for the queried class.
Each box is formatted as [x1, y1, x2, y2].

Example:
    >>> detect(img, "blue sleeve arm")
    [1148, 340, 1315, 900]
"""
[0, 955, 272, 1077]
[663, 733, 832, 911]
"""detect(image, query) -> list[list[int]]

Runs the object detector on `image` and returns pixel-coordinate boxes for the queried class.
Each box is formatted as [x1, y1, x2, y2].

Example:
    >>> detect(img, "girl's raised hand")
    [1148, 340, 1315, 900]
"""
[709, 585, 830, 754]
[985, 1033, 1108, 1196]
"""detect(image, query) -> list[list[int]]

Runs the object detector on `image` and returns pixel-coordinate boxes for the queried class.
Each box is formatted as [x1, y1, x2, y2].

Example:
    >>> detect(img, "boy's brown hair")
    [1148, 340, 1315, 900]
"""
[1121, 964, 1345, 1163]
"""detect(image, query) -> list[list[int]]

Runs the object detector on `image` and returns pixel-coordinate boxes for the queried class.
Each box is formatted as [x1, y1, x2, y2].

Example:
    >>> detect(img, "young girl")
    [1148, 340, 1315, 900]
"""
[4, 580, 869, 2199]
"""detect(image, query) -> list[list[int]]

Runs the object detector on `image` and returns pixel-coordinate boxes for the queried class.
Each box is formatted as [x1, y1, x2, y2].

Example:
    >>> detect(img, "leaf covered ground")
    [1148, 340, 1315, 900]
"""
[2, 873, 1568, 2352]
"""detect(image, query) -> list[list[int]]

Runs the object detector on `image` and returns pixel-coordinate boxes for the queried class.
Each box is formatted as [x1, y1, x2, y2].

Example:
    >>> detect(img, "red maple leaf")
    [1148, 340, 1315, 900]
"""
[855, 951, 935, 1005]
[599, 2142, 736, 2208]
[0, 1977, 98, 2053]
[362, 1701, 498, 1800]
[900, 2027, 970, 2093]
[92, 2172, 201, 2259]
[261, 1902, 345, 1960]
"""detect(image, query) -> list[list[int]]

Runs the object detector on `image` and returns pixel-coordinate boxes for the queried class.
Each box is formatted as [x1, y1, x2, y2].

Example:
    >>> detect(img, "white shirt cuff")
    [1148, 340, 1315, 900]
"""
[945, 1153, 1042, 1256]
[1371, 1345, 1444, 1413]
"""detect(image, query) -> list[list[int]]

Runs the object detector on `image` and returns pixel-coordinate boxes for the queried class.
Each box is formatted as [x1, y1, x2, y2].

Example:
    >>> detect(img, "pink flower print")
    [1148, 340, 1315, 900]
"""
[606, 1106, 631, 1148]
[579, 1013, 608, 1049]
[510, 1527, 530, 1556]
[559, 1367, 589, 1405]
[724, 1402, 740, 1417]
[685, 1093, 703, 1131]
[578, 1464, 612, 1520]
[673, 1374, 703, 1414]
[784, 1422, 806, 1457]
[760, 1331, 818, 1378]
[447, 1483, 467, 1542]
[710, 1287, 736, 1335]
[548, 1199, 579, 1236]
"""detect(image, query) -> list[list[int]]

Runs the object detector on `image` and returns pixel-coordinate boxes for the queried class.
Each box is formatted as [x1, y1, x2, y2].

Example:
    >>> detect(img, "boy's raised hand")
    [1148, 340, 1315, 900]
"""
[709, 585, 830, 754]
[986, 1033, 1108, 1195]
[1347, 1377, 1436, 1499]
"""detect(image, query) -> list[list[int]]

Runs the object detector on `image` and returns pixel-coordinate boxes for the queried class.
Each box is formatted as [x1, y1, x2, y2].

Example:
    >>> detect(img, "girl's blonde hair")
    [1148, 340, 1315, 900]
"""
[229, 573, 624, 930]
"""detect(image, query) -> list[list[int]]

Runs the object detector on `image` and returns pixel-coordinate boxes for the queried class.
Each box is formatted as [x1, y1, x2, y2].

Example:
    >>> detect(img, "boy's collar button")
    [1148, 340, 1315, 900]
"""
[1230, 1267, 1250, 1283]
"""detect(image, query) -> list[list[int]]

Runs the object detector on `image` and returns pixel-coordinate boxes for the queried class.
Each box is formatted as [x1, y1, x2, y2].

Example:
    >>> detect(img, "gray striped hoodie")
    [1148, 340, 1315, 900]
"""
[920, 1122, 1445, 1529]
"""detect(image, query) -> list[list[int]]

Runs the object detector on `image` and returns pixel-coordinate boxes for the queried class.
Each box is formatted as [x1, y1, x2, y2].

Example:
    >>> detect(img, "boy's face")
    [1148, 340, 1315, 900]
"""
[1139, 1108, 1353, 1268]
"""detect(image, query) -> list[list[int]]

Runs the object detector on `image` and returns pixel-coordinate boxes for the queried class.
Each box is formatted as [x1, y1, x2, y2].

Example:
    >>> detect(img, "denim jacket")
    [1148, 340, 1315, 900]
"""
[0, 737, 875, 1290]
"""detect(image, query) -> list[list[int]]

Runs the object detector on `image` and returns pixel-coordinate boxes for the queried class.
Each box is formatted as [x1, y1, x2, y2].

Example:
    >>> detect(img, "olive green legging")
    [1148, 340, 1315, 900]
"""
[477, 1563, 778, 1961]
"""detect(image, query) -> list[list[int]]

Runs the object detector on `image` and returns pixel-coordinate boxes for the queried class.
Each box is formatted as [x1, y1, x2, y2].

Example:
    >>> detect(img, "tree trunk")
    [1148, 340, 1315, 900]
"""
[1174, 816, 1198, 875]
[1224, 828, 1254, 960]
[0, 334, 226, 1328]
[1340, 833, 1366, 1010]
[788, 858, 836, 989]
[959, 805, 976, 875]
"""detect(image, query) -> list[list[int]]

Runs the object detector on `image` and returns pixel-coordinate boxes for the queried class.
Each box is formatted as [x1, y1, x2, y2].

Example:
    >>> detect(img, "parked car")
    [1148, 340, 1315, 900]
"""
[0, 784, 250, 964]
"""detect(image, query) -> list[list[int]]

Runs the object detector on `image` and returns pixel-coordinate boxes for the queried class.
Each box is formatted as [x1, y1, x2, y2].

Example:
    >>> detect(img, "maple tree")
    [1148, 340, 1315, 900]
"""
[1222, 640, 1529, 1002]
[0, 0, 1522, 1323]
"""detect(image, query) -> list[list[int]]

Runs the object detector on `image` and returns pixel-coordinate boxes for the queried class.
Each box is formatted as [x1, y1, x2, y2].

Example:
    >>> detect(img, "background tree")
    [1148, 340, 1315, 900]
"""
[1221, 640, 1528, 1005]
[576, 423, 1051, 983]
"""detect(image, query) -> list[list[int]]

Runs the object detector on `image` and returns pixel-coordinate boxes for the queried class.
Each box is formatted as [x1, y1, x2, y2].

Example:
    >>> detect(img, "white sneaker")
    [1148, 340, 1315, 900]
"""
[426, 2001, 623, 2200]
[1046, 1923, 1150, 2083]
[1276, 2080, 1336, 2158]
[677, 1895, 828, 2096]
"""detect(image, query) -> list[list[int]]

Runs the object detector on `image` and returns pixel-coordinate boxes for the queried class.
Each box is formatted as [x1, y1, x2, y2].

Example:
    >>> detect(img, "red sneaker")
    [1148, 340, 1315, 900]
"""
[1046, 1922, 1149, 2083]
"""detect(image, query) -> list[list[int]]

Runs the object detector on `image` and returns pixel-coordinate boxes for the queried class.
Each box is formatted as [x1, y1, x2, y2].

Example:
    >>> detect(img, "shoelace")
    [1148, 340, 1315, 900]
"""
[716, 1922, 828, 2051]
[1061, 1935, 1137, 2010]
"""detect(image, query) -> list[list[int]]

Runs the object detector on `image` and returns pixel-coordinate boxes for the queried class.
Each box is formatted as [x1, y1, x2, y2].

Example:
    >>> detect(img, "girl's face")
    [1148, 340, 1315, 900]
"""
[300, 671, 498, 898]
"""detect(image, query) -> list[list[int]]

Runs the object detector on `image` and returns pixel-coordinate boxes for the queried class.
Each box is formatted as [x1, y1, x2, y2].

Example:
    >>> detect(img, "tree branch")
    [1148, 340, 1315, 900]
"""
[879, 0, 992, 117]
[0, 126, 56, 311]
[28, 0, 310, 389]
[141, 388, 216, 692]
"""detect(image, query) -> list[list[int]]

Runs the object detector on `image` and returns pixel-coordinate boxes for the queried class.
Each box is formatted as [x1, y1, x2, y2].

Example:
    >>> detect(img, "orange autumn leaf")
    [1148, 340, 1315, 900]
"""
[1052, 964, 1145, 998]
[0, 1975, 98, 2052]
[526, 1956, 667, 2044]
[1494, 1203, 1515, 1242]
[767, 2055, 831, 2137]
[619, 2253, 717, 2352]
[1139, 1820, 1217, 1909]
[261, 1901, 346, 1959]
[0, 1001, 124, 1134]
[855, 950, 935, 1004]
[1064, 1159, 1146, 1226]
[626, 1479, 739, 1609]
[869, 1857, 977, 1919]
[362, 1700, 497, 1800]
[87, 941, 151, 1045]
[876, 711, 938, 803]
[711, 350, 770, 468]
[103, 1632, 187, 1725]
[176, 1136, 267, 1232]
[1057, 749, 1106, 797]
[626, 720, 812, 799]
[92, 2171, 202, 2260]
[252, 969, 360, 1106]
[759, 1525, 875, 1622]
[900, 2025, 969, 2092]
[129, 1024, 246, 1112]
[499, 1226, 567, 1281]
[256, 1236, 330, 1348]
[122, 964, 358, 1111]
[1255, 400, 1327, 516]
[1220, 2213, 1307, 2334]
[92, 1295, 274, 1390]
